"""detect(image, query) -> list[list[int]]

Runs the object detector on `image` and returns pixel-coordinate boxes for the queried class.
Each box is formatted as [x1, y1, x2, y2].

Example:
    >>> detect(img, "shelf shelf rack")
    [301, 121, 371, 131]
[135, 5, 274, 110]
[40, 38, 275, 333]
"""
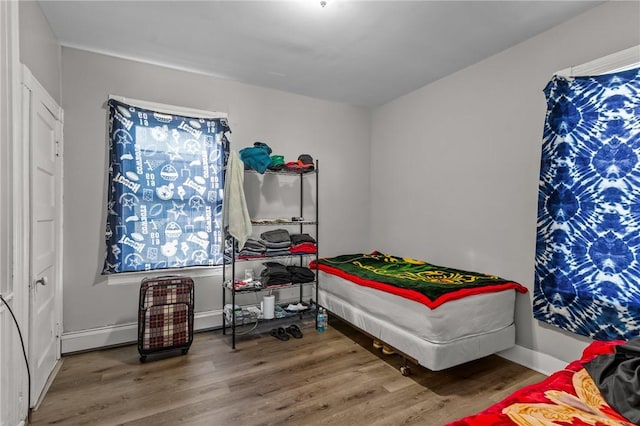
[222, 160, 319, 348]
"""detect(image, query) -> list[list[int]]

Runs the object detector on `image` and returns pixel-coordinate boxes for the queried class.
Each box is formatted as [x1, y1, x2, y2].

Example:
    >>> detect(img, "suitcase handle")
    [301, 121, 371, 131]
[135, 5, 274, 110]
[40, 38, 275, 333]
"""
[144, 275, 186, 280]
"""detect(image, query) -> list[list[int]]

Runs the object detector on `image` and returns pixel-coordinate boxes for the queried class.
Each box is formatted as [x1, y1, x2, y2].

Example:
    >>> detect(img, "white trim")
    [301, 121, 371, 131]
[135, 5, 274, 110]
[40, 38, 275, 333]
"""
[2, 1, 29, 424]
[22, 67, 62, 121]
[10, 2, 29, 424]
[56, 110, 64, 344]
[0, 0, 6, 413]
[107, 265, 222, 285]
[22, 64, 65, 409]
[32, 360, 62, 411]
[497, 344, 567, 377]
[556, 44, 640, 77]
[61, 309, 224, 354]
[59, 291, 308, 353]
[0, 310, 6, 424]
[108, 94, 228, 119]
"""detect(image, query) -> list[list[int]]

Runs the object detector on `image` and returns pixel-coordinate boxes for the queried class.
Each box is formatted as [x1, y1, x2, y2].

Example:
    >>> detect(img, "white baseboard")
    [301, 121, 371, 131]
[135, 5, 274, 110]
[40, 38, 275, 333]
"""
[497, 344, 567, 376]
[61, 293, 308, 354]
[61, 309, 224, 354]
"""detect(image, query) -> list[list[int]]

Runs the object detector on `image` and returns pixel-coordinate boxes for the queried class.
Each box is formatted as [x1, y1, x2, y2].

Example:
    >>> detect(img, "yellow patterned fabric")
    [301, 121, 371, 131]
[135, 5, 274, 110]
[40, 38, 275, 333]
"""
[446, 341, 632, 426]
[503, 369, 633, 426]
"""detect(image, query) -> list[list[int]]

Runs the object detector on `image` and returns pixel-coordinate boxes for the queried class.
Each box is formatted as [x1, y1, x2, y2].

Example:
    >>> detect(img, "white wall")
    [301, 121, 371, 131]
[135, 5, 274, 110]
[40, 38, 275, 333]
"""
[22, 0, 640, 368]
[370, 1, 640, 364]
[19, 0, 61, 104]
[60, 47, 371, 343]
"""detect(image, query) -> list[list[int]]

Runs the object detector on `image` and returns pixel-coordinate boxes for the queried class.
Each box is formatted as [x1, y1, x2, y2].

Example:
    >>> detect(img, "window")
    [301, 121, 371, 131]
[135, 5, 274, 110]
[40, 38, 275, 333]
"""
[103, 97, 230, 274]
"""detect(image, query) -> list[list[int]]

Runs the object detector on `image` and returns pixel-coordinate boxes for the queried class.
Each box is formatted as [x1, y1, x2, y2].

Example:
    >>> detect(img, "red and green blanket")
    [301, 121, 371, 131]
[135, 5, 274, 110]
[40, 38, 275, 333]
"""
[309, 251, 527, 309]
[447, 340, 633, 425]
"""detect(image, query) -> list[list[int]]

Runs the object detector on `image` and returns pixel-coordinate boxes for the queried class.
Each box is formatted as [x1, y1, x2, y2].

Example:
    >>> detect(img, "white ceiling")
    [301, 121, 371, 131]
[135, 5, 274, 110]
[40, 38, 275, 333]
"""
[38, 0, 604, 107]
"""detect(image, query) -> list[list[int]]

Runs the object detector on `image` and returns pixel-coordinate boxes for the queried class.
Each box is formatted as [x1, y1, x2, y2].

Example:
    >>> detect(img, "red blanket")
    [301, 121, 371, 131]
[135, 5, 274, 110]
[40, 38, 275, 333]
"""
[447, 340, 633, 426]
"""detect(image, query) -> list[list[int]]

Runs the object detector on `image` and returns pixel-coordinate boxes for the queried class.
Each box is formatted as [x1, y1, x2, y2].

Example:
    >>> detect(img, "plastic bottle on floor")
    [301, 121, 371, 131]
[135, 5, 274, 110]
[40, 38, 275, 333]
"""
[317, 307, 327, 332]
[322, 308, 328, 331]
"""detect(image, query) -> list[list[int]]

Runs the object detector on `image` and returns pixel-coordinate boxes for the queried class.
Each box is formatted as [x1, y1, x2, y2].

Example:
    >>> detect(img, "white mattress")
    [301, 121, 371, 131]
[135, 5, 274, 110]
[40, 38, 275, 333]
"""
[318, 270, 516, 343]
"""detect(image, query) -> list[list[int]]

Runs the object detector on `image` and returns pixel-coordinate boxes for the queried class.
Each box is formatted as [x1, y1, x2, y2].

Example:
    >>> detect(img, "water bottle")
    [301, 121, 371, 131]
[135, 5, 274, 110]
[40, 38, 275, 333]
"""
[317, 307, 326, 332]
[322, 308, 328, 331]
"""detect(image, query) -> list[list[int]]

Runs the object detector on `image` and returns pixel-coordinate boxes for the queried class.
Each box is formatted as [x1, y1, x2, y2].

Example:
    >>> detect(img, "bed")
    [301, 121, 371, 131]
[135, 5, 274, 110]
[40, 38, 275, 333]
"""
[310, 251, 528, 372]
[447, 339, 638, 425]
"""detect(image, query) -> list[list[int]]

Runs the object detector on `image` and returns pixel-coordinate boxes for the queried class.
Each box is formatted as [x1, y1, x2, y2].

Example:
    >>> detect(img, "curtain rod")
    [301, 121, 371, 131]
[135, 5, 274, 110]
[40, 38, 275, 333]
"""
[555, 44, 639, 78]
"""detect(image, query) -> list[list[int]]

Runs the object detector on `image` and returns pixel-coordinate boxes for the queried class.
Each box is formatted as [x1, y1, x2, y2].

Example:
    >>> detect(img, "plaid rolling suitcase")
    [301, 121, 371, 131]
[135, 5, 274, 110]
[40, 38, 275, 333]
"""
[138, 275, 194, 362]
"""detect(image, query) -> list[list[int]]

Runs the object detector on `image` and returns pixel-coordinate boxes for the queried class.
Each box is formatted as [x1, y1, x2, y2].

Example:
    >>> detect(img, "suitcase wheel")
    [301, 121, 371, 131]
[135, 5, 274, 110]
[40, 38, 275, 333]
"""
[139, 355, 147, 363]
[181, 348, 189, 355]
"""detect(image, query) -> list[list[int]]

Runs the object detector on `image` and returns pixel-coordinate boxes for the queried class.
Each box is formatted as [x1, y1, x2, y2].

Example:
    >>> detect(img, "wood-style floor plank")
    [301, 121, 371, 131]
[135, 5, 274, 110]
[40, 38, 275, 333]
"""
[30, 318, 546, 425]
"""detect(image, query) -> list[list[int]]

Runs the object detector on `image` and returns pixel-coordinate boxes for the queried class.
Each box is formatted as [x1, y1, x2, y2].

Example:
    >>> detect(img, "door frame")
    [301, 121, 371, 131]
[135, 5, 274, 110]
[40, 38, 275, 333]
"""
[21, 65, 64, 407]
[2, 1, 26, 424]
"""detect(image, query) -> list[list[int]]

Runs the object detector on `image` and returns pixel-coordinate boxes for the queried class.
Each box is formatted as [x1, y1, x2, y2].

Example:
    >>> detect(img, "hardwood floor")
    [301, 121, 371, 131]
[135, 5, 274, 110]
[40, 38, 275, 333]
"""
[30, 319, 545, 425]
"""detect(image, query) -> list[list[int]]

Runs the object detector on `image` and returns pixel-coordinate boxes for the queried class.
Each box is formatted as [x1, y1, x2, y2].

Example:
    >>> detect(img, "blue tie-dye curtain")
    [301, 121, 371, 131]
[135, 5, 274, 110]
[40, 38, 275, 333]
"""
[103, 99, 230, 274]
[534, 67, 640, 340]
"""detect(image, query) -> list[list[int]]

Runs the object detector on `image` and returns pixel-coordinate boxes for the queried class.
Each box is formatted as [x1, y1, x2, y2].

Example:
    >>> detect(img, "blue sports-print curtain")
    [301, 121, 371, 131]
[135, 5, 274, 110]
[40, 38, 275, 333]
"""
[534, 67, 640, 340]
[103, 99, 230, 274]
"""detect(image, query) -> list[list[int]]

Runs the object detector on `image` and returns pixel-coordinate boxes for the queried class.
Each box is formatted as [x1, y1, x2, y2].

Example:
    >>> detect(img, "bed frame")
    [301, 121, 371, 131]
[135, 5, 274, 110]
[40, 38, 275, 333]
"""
[317, 271, 518, 373]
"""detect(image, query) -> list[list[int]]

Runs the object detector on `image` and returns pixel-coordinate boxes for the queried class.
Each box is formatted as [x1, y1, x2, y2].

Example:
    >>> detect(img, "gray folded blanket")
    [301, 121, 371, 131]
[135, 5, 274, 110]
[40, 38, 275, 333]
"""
[584, 338, 640, 424]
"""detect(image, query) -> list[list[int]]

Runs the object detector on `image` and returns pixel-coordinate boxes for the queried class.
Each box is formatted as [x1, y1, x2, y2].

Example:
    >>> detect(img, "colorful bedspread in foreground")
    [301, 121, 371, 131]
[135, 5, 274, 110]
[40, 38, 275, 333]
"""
[310, 251, 527, 309]
[447, 340, 634, 426]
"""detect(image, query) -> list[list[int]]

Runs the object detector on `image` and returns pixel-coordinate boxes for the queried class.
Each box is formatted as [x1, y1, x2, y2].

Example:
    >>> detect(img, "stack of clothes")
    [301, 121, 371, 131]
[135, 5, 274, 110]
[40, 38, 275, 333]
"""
[236, 238, 267, 258]
[239, 142, 273, 174]
[286, 265, 316, 283]
[261, 229, 291, 257]
[233, 229, 317, 259]
[284, 154, 315, 173]
[259, 261, 316, 287]
[260, 262, 292, 287]
[290, 233, 317, 254]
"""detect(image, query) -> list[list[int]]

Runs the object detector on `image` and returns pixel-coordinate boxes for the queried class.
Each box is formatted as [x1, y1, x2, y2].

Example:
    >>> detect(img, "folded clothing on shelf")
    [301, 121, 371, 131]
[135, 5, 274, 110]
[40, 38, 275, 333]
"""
[243, 238, 267, 250]
[237, 238, 266, 257]
[239, 142, 273, 174]
[264, 241, 291, 249]
[290, 233, 316, 245]
[260, 229, 291, 244]
[260, 261, 292, 286]
[284, 154, 315, 173]
[268, 155, 285, 171]
[286, 266, 316, 283]
[264, 249, 291, 257]
[290, 242, 316, 254]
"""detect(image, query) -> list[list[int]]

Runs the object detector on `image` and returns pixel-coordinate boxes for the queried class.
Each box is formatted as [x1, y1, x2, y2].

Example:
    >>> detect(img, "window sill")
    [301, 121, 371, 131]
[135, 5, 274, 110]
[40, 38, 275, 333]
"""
[106, 265, 222, 286]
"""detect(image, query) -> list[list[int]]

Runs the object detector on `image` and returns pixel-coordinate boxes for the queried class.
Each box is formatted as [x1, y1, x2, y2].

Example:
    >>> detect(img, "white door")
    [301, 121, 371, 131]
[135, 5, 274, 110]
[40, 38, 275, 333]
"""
[26, 73, 62, 406]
